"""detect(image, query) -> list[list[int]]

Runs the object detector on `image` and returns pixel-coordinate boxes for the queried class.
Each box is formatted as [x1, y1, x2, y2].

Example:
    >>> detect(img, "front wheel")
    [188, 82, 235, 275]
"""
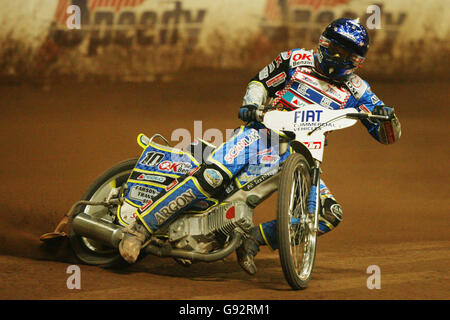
[277, 153, 317, 290]
[69, 158, 137, 267]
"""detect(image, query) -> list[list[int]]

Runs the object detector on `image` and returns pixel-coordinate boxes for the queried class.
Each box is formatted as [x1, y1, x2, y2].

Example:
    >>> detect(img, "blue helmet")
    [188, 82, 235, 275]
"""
[316, 18, 370, 79]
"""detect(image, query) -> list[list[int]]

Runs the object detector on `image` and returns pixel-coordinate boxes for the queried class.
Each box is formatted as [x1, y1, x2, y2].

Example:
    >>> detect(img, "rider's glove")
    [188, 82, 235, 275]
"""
[239, 104, 259, 122]
[372, 105, 395, 121]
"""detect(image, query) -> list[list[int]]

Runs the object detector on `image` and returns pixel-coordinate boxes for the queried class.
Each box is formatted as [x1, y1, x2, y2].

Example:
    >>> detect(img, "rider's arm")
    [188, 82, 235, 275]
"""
[240, 51, 292, 121]
[355, 83, 402, 145]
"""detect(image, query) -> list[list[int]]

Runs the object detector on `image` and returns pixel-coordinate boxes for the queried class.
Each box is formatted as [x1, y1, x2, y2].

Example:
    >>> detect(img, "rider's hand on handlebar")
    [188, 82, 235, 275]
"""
[372, 105, 395, 121]
[239, 104, 261, 122]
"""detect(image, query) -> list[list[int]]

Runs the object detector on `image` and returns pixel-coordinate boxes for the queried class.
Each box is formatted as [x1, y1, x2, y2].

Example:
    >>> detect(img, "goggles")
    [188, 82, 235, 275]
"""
[319, 35, 365, 67]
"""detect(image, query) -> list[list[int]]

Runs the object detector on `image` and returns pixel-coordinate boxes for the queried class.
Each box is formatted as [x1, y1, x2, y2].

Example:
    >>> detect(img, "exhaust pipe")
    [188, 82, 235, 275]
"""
[71, 213, 243, 262]
[71, 212, 124, 248]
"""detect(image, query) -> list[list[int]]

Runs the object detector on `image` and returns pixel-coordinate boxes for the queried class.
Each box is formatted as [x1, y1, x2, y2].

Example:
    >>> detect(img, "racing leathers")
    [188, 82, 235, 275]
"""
[238, 48, 401, 254]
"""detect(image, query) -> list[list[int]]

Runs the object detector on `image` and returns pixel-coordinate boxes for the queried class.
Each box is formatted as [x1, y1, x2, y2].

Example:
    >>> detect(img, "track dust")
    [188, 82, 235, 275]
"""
[0, 72, 448, 299]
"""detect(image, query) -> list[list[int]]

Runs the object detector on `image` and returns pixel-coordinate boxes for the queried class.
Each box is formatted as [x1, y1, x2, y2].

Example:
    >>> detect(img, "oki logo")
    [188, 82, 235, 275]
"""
[294, 110, 323, 122]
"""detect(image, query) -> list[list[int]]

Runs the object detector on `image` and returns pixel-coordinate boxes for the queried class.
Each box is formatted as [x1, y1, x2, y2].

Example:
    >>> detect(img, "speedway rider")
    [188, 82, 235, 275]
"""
[119, 18, 402, 275]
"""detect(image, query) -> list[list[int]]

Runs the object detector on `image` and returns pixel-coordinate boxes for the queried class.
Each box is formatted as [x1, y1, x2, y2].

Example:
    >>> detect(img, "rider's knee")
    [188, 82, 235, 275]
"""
[191, 163, 231, 197]
[320, 198, 343, 229]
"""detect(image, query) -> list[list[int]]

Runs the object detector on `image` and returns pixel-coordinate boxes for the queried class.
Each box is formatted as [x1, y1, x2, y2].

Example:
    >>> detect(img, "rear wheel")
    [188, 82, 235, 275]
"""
[277, 153, 317, 290]
[69, 158, 137, 267]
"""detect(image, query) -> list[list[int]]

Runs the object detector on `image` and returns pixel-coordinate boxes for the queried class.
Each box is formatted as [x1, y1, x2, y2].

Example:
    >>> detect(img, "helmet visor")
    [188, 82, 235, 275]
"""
[319, 35, 365, 67]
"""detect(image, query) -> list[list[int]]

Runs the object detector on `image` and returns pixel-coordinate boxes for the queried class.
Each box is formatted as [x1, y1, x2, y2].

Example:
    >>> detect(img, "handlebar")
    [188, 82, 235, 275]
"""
[345, 113, 390, 121]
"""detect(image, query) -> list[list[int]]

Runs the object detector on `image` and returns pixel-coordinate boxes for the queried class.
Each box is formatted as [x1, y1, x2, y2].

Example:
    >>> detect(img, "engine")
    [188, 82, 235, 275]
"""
[168, 202, 254, 253]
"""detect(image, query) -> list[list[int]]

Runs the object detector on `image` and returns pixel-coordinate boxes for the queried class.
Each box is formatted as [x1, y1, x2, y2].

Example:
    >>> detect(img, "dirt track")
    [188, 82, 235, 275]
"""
[0, 72, 449, 300]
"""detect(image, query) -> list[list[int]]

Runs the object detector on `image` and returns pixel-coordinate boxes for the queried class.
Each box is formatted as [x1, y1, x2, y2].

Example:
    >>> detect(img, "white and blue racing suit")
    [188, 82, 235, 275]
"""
[241, 48, 401, 249]
[133, 48, 401, 251]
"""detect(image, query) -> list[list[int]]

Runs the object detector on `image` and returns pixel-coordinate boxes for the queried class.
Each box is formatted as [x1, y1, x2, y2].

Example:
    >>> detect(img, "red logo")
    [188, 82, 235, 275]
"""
[266, 72, 286, 87]
[158, 161, 191, 174]
[275, 55, 283, 67]
[303, 141, 322, 149]
[293, 53, 312, 61]
[225, 206, 235, 219]
[350, 76, 362, 88]
[165, 179, 178, 191]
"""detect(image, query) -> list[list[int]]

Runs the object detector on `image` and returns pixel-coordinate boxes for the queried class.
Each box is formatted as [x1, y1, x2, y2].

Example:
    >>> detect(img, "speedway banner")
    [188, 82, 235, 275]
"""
[0, 0, 448, 79]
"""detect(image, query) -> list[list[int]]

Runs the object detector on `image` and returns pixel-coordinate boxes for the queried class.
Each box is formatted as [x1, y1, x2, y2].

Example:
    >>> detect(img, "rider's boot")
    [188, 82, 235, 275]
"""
[236, 226, 266, 275]
[119, 219, 151, 264]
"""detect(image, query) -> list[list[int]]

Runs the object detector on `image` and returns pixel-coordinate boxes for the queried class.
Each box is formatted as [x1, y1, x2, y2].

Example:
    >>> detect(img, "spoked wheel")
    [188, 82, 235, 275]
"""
[69, 158, 137, 267]
[277, 153, 317, 290]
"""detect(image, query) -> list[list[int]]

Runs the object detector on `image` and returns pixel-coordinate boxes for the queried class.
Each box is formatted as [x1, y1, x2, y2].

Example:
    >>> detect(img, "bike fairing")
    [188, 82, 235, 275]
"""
[119, 125, 294, 232]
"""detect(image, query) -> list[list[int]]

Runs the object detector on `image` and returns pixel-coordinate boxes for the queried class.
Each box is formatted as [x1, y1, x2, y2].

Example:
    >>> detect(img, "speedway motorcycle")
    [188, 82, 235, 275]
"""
[40, 104, 388, 290]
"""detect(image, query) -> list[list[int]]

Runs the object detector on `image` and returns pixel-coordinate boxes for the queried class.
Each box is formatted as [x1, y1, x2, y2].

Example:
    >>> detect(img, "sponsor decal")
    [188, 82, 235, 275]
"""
[258, 66, 269, 80]
[129, 170, 175, 187]
[139, 199, 153, 212]
[165, 179, 178, 191]
[371, 94, 381, 105]
[281, 50, 292, 60]
[345, 75, 368, 100]
[330, 204, 343, 217]
[187, 166, 201, 176]
[382, 121, 396, 144]
[274, 54, 283, 67]
[281, 90, 310, 109]
[325, 84, 341, 96]
[242, 168, 278, 191]
[247, 164, 277, 175]
[224, 131, 260, 163]
[225, 182, 236, 195]
[320, 96, 334, 109]
[295, 82, 309, 96]
[295, 72, 349, 104]
[191, 200, 211, 210]
[268, 62, 275, 73]
[292, 82, 343, 110]
[140, 151, 165, 167]
[129, 185, 159, 202]
[256, 147, 273, 156]
[238, 172, 258, 183]
[203, 169, 223, 188]
[294, 110, 323, 123]
[360, 104, 371, 113]
[303, 141, 322, 150]
[350, 75, 362, 88]
[293, 52, 312, 62]
[266, 72, 287, 87]
[260, 155, 280, 164]
[296, 72, 320, 87]
[158, 160, 192, 174]
[290, 50, 314, 67]
[154, 189, 196, 225]
[136, 173, 166, 183]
